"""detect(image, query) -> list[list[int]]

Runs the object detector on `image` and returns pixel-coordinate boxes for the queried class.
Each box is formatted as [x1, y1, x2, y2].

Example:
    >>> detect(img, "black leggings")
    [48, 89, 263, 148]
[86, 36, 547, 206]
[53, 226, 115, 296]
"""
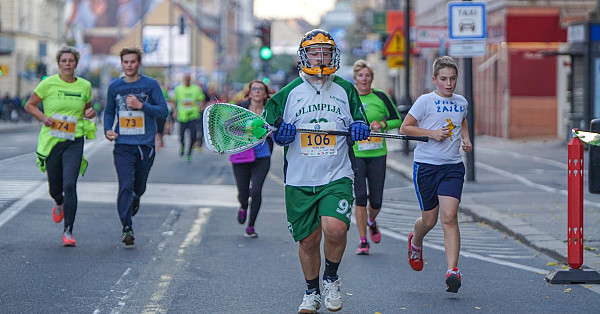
[232, 157, 270, 227]
[179, 119, 198, 155]
[353, 155, 387, 209]
[45, 137, 84, 231]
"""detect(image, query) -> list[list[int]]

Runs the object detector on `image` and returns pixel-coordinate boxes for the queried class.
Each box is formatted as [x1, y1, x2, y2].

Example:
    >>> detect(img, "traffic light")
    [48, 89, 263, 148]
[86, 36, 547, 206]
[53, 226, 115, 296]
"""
[36, 62, 47, 79]
[258, 22, 271, 60]
[0, 64, 7, 77]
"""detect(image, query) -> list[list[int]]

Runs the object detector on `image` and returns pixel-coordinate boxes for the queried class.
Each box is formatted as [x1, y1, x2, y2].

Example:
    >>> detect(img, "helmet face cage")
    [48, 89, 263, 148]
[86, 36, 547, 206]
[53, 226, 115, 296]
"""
[297, 30, 341, 76]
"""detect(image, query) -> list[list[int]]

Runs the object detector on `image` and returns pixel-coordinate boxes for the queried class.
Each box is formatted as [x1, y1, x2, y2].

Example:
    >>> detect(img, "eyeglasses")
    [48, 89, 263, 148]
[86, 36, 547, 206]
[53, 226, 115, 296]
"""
[250, 87, 265, 92]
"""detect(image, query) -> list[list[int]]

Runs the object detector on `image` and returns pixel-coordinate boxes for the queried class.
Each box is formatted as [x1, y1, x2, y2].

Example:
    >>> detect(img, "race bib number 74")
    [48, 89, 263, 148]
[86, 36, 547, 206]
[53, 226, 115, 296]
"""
[49, 113, 77, 141]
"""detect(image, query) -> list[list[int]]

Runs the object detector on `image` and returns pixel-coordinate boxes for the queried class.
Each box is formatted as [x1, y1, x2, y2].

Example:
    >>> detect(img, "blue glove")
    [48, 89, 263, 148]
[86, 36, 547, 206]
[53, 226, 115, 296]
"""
[350, 120, 370, 142]
[274, 120, 297, 146]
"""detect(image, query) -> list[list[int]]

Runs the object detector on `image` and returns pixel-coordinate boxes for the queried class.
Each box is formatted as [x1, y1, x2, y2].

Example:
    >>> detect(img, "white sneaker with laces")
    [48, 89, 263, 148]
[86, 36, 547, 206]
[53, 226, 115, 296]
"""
[298, 290, 321, 313]
[322, 278, 343, 312]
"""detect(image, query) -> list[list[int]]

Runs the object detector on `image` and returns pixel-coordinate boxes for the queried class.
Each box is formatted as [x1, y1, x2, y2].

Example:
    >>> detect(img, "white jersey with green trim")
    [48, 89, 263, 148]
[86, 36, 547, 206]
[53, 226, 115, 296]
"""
[264, 74, 366, 187]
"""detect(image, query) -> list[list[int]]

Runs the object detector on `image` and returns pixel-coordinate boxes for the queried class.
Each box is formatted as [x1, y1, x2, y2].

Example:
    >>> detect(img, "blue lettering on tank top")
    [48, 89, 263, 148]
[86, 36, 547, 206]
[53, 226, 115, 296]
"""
[435, 99, 465, 113]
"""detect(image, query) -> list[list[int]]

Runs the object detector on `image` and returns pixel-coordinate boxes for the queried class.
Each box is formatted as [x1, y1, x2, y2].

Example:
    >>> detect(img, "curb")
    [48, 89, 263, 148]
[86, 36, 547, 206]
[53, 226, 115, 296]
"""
[386, 158, 600, 272]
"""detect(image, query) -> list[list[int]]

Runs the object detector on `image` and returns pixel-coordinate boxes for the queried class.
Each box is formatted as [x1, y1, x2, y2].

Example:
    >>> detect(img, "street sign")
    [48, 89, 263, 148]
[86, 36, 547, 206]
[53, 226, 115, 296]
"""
[448, 2, 486, 40]
[415, 26, 448, 48]
[448, 41, 486, 57]
[383, 27, 405, 56]
[373, 11, 387, 34]
[387, 55, 405, 68]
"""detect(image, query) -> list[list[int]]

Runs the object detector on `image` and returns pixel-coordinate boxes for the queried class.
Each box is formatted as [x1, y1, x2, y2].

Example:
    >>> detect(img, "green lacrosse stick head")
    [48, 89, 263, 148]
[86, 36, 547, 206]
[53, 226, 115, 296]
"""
[249, 118, 268, 139]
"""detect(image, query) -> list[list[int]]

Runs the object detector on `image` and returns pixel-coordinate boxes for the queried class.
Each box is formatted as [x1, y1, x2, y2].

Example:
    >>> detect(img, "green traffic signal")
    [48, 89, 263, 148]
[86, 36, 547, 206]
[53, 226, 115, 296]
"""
[260, 46, 272, 60]
[0, 70, 2, 77]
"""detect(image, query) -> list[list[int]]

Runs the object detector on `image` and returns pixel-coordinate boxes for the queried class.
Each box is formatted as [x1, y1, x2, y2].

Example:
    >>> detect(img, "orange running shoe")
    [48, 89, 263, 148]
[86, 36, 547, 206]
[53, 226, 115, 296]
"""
[408, 232, 423, 271]
[63, 230, 76, 247]
[52, 204, 64, 223]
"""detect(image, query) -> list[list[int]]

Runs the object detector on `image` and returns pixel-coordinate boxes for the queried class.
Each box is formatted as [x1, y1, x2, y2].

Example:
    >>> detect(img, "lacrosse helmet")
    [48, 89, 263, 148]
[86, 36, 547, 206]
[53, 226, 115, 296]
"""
[297, 29, 340, 76]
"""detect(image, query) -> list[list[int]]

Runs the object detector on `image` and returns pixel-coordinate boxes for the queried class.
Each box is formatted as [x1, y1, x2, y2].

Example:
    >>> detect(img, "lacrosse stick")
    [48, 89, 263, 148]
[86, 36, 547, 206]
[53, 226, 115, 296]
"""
[203, 103, 428, 154]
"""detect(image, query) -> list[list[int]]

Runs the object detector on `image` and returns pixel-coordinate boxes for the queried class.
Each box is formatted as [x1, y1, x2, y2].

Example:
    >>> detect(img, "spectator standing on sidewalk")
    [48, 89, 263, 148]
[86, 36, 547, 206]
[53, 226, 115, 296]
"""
[24, 46, 96, 246]
[351, 59, 402, 255]
[231, 80, 273, 238]
[104, 46, 168, 245]
[399, 56, 472, 293]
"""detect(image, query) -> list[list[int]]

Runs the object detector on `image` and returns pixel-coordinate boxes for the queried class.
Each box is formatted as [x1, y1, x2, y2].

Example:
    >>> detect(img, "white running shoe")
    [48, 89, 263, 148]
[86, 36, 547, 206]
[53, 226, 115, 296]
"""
[322, 278, 342, 312]
[298, 290, 321, 313]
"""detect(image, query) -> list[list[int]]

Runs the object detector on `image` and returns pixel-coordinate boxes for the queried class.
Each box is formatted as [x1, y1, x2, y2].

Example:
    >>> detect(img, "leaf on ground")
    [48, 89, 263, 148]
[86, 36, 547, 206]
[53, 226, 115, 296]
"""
[584, 285, 593, 289]
[546, 262, 560, 266]
[544, 296, 549, 299]
[563, 288, 572, 293]
[583, 246, 597, 251]
[475, 306, 483, 310]
[561, 265, 569, 269]
[345, 293, 352, 296]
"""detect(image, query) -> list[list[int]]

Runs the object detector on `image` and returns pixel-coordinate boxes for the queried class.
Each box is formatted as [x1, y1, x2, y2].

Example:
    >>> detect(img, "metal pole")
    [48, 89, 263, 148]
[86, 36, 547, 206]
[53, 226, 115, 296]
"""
[196, 0, 200, 79]
[463, 0, 475, 181]
[168, 0, 173, 87]
[402, 0, 411, 155]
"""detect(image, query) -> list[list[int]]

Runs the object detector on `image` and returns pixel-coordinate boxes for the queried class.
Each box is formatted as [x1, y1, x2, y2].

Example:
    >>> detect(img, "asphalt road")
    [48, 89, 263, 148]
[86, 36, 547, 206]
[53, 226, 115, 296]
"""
[0, 127, 598, 313]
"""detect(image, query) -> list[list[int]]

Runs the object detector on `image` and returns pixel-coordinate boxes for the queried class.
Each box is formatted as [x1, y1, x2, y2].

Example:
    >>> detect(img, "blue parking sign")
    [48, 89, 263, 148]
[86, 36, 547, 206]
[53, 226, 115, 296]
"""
[448, 2, 486, 40]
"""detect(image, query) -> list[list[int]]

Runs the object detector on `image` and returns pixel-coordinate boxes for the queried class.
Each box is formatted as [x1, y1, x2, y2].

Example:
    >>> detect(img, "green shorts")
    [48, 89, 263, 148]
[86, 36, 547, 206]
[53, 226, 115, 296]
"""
[285, 177, 354, 242]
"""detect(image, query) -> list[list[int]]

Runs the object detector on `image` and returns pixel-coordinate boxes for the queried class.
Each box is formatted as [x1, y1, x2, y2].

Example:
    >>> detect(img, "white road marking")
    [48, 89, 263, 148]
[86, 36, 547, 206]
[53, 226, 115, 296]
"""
[0, 140, 108, 228]
[143, 207, 211, 313]
[378, 228, 550, 274]
[75, 182, 238, 207]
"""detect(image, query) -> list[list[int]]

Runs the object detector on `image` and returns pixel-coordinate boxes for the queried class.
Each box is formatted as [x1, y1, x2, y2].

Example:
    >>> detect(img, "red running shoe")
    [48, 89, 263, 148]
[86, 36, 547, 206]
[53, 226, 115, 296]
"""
[446, 267, 462, 293]
[62, 230, 76, 247]
[53, 204, 64, 223]
[408, 232, 423, 271]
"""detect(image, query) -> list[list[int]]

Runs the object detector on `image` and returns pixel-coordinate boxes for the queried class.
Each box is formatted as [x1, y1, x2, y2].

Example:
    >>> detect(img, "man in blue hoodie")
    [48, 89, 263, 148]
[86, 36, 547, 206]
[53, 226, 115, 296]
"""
[104, 46, 168, 245]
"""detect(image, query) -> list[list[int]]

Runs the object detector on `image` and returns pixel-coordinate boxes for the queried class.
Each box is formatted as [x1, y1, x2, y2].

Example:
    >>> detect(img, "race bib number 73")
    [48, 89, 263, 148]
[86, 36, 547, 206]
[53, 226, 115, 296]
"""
[119, 110, 145, 135]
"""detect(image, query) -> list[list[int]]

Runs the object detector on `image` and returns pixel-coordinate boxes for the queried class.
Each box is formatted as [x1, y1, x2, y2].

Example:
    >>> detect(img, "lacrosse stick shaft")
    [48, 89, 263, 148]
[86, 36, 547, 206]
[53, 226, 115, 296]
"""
[292, 128, 429, 142]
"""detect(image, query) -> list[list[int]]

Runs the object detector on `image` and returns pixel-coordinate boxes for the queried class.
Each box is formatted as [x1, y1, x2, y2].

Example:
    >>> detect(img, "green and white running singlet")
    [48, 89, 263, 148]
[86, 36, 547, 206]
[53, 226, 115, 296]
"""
[263, 75, 366, 186]
[264, 74, 366, 241]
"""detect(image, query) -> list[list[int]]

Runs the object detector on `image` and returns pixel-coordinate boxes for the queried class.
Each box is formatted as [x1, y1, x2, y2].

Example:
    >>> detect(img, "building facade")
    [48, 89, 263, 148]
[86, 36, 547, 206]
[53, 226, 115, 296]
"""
[0, 0, 66, 99]
[415, 0, 596, 139]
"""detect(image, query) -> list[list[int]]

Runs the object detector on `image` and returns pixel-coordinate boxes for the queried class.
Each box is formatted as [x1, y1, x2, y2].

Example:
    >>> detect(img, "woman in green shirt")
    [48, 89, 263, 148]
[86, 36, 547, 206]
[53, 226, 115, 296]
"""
[24, 46, 96, 247]
[352, 59, 402, 255]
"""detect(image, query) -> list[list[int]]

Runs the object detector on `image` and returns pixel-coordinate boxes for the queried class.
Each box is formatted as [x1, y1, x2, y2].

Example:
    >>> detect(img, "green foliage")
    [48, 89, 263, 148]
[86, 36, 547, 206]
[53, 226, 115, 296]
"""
[231, 47, 257, 84]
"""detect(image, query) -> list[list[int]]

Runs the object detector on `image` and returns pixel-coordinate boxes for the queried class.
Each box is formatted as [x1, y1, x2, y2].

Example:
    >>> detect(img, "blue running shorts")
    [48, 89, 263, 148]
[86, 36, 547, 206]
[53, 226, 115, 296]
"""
[412, 162, 465, 211]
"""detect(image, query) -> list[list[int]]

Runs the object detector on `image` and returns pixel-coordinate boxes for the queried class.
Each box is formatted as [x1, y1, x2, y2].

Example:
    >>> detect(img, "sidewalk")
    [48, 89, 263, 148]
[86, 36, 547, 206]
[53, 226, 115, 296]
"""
[0, 120, 38, 133]
[386, 135, 600, 273]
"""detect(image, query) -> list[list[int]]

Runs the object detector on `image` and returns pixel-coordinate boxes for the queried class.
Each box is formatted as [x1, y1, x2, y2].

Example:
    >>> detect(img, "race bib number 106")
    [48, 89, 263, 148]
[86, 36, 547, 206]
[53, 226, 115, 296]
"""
[299, 122, 337, 156]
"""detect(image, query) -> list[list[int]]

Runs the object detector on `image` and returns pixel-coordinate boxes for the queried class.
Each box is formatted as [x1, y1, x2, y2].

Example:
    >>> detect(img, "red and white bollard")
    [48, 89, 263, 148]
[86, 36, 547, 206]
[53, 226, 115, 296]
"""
[567, 134, 584, 270]
[546, 130, 600, 284]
